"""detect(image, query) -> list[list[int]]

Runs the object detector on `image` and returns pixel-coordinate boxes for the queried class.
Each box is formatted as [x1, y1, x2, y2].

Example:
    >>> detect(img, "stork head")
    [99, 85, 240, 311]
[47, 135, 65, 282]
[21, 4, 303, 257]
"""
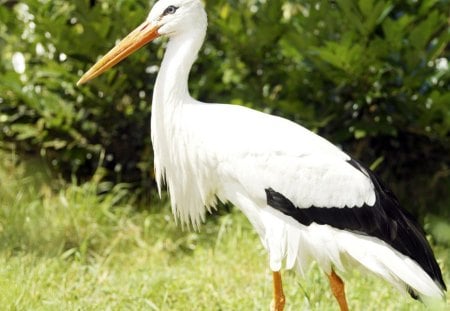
[77, 0, 206, 85]
[149, 0, 207, 37]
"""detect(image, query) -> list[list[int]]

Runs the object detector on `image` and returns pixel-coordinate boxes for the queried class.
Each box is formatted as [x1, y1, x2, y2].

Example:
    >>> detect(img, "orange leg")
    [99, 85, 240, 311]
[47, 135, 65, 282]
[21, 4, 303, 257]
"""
[270, 271, 285, 311]
[328, 269, 349, 311]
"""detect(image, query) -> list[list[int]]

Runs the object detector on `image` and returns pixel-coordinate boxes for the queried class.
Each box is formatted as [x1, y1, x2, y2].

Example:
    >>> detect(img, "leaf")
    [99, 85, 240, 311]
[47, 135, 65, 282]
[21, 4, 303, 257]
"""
[43, 139, 68, 150]
[409, 11, 442, 50]
[10, 124, 40, 141]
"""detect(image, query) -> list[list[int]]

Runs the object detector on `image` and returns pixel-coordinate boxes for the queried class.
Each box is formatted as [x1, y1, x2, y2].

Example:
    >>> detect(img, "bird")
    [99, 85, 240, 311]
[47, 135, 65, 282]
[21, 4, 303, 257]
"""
[77, 0, 447, 309]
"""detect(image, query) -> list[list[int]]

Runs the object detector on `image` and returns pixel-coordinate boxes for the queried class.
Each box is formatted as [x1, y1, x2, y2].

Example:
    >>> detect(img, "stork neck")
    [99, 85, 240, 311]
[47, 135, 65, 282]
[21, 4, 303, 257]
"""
[154, 30, 205, 106]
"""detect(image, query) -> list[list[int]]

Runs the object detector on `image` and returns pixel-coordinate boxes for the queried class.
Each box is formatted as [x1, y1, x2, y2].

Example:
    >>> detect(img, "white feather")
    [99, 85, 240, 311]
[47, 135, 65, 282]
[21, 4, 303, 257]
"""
[147, 0, 445, 300]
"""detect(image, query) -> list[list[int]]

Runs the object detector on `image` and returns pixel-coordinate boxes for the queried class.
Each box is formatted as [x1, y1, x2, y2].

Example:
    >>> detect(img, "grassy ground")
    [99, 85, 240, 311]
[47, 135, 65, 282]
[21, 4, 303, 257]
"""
[0, 151, 448, 310]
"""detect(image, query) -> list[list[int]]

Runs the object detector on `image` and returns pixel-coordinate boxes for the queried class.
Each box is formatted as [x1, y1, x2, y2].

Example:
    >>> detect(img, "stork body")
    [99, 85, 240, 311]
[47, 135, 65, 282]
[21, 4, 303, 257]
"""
[78, 0, 446, 309]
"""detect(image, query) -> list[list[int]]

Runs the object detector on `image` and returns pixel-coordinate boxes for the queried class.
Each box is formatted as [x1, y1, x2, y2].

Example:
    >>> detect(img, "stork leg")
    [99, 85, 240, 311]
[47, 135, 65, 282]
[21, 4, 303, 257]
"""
[327, 269, 349, 311]
[270, 270, 285, 311]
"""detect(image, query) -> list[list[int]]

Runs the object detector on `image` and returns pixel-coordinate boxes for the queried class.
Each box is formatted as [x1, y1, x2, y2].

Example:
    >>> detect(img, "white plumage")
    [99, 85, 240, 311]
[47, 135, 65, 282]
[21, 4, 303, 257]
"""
[155, 102, 376, 225]
[77, 0, 446, 308]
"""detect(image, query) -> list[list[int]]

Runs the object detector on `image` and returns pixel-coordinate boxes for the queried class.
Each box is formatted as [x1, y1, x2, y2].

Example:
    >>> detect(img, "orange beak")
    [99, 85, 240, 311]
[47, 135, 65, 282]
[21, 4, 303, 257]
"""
[77, 21, 160, 86]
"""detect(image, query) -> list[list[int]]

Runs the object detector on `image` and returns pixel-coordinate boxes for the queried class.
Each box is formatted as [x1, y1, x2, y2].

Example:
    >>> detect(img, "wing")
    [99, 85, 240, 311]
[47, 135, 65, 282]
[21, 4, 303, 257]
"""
[264, 162, 446, 295]
[184, 102, 376, 209]
[183, 102, 446, 293]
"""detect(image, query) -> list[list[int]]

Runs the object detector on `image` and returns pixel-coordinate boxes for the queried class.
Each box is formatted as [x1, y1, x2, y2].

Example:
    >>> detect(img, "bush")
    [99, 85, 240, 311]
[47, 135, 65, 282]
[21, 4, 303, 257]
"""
[1, 0, 449, 216]
[0, 0, 154, 182]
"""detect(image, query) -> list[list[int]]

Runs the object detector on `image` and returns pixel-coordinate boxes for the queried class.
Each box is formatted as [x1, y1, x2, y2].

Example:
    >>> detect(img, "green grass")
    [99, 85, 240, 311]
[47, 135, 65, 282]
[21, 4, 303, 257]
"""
[0, 151, 448, 310]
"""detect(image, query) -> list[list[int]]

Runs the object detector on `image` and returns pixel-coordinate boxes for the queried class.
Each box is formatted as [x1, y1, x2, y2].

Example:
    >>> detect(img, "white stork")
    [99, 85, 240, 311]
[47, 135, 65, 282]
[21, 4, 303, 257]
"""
[77, 0, 446, 309]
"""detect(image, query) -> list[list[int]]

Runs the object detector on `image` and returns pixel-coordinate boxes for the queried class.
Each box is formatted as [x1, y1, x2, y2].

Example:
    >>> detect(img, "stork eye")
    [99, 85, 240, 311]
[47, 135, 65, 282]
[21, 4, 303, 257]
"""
[163, 5, 178, 16]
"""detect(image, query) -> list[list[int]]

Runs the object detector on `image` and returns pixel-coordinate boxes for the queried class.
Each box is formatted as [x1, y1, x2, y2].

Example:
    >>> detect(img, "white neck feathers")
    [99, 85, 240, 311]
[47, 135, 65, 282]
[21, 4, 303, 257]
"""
[153, 29, 205, 107]
[151, 23, 209, 228]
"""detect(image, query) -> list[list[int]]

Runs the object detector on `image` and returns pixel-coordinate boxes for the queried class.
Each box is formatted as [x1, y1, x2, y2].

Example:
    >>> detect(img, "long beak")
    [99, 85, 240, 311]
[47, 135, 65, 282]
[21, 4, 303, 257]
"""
[77, 21, 160, 86]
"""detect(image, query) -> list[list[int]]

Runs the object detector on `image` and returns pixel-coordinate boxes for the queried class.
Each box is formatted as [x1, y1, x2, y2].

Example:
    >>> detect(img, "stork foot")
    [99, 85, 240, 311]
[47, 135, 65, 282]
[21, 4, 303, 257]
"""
[328, 269, 349, 311]
[270, 271, 285, 311]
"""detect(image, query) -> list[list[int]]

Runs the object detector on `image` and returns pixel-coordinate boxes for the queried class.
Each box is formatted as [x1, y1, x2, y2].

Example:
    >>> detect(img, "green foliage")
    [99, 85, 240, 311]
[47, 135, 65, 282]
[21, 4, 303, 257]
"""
[0, 0, 154, 181]
[0, 0, 449, 215]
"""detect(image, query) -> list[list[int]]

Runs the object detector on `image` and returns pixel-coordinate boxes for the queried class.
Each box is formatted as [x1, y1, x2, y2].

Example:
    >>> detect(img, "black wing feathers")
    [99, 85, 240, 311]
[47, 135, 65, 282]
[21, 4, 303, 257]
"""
[265, 158, 446, 295]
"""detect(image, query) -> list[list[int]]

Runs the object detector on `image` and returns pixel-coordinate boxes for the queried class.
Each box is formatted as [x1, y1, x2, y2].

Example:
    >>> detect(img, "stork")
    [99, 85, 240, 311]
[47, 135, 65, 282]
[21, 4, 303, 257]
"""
[77, 0, 446, 309]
